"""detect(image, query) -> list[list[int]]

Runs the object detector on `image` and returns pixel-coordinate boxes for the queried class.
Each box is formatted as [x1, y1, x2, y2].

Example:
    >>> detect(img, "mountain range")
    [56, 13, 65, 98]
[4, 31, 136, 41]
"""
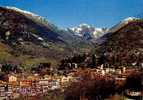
[0, 6, 142, 67]
[0, 6, 97, 66]
[69, 23, 108, 41]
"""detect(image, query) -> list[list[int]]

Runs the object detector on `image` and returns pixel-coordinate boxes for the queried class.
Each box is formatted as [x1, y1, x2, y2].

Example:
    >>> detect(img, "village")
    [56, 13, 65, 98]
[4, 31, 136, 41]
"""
[0, 64, 142, 99]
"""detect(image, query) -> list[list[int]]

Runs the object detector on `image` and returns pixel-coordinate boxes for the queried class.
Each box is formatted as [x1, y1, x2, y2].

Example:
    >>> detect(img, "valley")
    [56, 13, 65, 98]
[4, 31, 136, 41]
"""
[0, 6, 142, 100]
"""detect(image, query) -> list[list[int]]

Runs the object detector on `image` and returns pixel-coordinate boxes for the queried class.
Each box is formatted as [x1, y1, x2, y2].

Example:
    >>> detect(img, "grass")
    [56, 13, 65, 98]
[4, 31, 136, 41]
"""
[0, 42, 59, 69]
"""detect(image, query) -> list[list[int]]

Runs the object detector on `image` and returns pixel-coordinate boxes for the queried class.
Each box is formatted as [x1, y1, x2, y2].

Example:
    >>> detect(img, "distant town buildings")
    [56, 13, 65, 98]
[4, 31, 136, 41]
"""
[0, 65, 141, 99]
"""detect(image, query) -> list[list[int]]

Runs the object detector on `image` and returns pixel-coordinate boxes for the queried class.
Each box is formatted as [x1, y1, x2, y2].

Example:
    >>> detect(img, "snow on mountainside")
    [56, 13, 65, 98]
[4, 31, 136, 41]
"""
[108, 17, 139, 33]
[6, 6, 41, 18]
[5, 6, 59, 31]
[69, 23, 108, 40]
[96, 17, 140, 44]
[6, 6, 47, 24]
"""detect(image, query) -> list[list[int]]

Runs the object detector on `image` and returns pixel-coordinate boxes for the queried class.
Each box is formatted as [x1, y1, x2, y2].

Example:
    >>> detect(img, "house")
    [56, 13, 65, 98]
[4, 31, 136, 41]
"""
[101, 70, 105, 76]
[122, 67, 126, 73]
[39, 79, 49, 86]
[116, 69, 122, 75]
[61, 76, 73, 87]
[8, 75, 17, 84]
[50, 80, 60, 90]
[20, 80, 32, 87]
[61, 76, 68, 83]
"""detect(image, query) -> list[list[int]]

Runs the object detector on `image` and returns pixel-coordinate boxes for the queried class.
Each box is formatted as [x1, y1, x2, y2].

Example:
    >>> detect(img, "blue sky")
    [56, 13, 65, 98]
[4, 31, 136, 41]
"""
[0, 0, 143, 28]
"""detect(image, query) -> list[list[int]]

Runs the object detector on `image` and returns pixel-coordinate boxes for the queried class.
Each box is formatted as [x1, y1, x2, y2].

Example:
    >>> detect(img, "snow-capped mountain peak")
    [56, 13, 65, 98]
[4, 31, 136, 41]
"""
[5, 6, 51, 25]
[79, 23, 91, 28]
[108, 17, 139, 33]
[5, 6, 46, 22]
[69, 23, 108, 40]
[123, 17, 137, 22]
[5, 6, 61, 33]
